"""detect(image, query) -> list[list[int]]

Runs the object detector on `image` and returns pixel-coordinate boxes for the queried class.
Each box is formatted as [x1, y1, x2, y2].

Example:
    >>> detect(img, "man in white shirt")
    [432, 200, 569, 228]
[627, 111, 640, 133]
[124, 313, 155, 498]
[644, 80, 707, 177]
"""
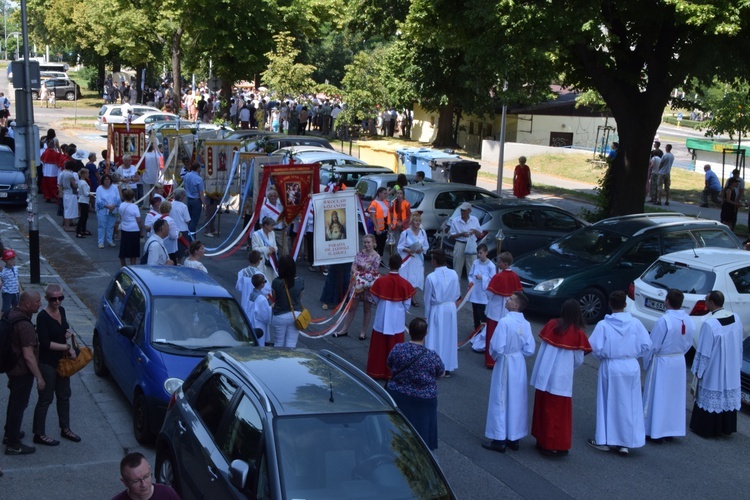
[144, 219, 173, 266]
[140, 144, 162, 209]
[449, 202, 482, 281]
[260, 189, 285, 251]
[657, 144, 675, 206]
[116, 154, 139, 192]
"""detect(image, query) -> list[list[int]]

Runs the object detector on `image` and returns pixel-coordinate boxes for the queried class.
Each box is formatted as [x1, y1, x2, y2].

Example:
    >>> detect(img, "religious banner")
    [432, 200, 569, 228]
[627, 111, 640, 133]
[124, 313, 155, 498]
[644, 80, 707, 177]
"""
[108, 123, 146, 165]
[259, 163, 320, 226]
[204, 140, 241, 197]
[312, 190, 359, 266]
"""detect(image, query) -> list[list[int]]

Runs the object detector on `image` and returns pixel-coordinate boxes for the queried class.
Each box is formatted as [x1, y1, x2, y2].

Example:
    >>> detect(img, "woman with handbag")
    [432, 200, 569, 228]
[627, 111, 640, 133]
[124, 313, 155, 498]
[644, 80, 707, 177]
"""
[333, 234, 381, 340]
[271, 254, 305, 348]
[386, 317, 445, 450]
[32, 284, 81, 446]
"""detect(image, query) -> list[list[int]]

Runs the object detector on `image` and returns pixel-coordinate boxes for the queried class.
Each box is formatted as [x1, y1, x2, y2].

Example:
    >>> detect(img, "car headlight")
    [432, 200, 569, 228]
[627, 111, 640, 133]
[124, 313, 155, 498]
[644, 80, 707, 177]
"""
[164, 378, 183, 395]
[12, 184, 28, 190]
[533, 278, 564, 292]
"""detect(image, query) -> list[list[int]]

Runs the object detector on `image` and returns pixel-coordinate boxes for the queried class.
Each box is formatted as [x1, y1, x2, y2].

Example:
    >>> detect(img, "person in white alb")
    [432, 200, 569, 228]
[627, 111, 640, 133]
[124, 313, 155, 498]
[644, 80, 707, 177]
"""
[449, 202, 482, 280]
[587, 291, 652, 455]
[642, 289, 695, 442]
[140, 144, 162, 209]
[260, 189, 285, 251]
[482, 292, 535, 453]
[690, 290, 743, 438]
[423, 249, 460, 376]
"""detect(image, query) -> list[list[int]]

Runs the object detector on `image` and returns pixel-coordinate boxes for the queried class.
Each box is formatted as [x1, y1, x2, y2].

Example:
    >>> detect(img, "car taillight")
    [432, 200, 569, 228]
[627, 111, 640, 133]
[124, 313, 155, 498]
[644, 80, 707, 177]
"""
[102, 117, 107, 123]
[166, 392, 178, 411]
[690, 300, 709, 316]
[627, 283, 634, 300]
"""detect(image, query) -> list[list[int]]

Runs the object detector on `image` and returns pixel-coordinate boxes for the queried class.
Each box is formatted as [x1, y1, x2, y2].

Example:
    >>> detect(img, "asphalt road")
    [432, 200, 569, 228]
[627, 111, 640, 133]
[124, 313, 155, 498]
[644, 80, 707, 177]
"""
[0, 87, 748, 499]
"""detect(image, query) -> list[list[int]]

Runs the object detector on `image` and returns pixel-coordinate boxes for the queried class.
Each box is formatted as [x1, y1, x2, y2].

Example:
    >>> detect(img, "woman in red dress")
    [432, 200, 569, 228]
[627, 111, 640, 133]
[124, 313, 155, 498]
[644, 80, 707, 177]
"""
[513, 156, 532, 198]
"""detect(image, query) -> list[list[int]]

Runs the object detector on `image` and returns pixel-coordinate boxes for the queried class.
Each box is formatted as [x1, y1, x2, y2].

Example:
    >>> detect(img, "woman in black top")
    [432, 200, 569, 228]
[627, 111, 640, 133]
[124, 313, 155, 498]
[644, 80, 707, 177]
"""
[32, 284, 81, 445]
[271, 254, 305, 348]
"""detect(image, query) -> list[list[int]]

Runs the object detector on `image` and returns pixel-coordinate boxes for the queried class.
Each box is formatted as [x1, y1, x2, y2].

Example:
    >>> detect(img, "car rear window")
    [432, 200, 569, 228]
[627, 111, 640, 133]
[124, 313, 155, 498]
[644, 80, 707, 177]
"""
[549, 227, 628, 263]
[641, 260, 716, 294]
[693, 229, 741, 249]
[729, 266, 750, 294]
[356, 179, 377, 201]
[404, 188, 425, 209]
[98, 106, 109, 117]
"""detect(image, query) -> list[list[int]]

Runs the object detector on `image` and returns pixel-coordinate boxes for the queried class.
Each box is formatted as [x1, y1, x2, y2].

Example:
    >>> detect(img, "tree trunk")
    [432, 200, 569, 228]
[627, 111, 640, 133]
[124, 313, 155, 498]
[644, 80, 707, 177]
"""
[97, 59, 106, 96]
[171, 28, 183, 90]
[433, 101, 458, 148]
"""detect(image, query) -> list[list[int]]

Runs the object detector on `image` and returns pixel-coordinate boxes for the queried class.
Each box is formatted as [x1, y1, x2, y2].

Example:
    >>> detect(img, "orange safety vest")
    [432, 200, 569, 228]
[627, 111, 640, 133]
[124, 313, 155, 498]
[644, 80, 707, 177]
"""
[368, 200, 390, 231]
[390, 199, 411, 230]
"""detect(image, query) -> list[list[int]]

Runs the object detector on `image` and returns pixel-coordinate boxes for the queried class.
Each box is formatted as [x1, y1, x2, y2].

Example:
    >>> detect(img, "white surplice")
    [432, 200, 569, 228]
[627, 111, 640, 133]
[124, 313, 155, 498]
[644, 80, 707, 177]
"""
[424, 266, 460, 371]
[691, 310, 743, 413]
[468, 259, 496, 351]
[371, 294, 411, 335]
[530, 343, 585, 398]
[397, 228, 429, 290]
[251, 229, 278, 285]
[589, 312, 652, 448]
[245, 290, 272, 347]
[642, 309, 695, 438]
[484, 311, 535, 441]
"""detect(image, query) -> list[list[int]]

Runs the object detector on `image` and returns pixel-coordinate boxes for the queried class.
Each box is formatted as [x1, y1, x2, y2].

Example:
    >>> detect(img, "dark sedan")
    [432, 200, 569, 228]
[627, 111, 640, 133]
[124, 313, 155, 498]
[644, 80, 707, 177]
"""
[0, 145, 27, 206]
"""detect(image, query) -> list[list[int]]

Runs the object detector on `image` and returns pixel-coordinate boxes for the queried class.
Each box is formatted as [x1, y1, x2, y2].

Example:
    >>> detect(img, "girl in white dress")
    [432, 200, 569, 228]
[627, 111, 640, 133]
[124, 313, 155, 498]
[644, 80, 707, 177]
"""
[397, 213, 429, 306]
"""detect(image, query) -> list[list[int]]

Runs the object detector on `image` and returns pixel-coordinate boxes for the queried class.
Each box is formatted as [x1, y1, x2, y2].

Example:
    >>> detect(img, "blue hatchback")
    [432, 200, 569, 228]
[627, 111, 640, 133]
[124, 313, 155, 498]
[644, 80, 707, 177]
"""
[93, 266, 257, 443]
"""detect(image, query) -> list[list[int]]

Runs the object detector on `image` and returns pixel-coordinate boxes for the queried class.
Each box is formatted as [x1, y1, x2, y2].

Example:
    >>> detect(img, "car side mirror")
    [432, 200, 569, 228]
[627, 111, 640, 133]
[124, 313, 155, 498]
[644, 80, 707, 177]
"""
[229, 459, 251, 490]
[118, 325, 137, 340]
[617, 260, 633, 269]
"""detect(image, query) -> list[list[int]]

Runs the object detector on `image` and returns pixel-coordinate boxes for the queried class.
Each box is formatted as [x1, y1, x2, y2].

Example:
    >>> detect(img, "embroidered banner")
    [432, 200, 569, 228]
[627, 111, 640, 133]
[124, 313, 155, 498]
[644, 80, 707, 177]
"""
[312, 190, 359, 266]
[109, 123, 146, 165]
[258, 163, 320, 225]
[204, 140, 241, 197]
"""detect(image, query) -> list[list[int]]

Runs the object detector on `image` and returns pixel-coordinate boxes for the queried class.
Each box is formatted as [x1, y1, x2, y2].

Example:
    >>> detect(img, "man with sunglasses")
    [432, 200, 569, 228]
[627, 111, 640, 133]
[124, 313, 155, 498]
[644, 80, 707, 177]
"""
[112, 452, 180, 499]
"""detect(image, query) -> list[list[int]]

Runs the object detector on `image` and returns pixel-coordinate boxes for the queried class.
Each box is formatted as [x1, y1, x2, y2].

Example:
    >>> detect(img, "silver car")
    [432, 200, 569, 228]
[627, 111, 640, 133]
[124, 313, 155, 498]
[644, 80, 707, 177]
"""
[403, 183, 500, 238]
[355, 174, 435, 204]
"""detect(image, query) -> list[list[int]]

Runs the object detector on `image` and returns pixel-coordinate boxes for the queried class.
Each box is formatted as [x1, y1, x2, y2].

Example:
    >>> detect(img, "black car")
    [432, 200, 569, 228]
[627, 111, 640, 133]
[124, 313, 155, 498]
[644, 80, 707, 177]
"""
[435, 198, 588, 263]
[155, 348, 454, 499]
[513, 213, 742, 323]
[32, 78, 82, 100]
[0, 145, 27, 206]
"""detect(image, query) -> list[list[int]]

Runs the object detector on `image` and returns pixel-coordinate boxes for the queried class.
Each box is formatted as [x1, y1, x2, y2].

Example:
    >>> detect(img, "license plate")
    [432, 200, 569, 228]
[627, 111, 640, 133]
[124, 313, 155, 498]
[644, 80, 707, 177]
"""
[0, 192, 7, 198]
[742, 391, 750, 405]
[645, 297, 665, 311]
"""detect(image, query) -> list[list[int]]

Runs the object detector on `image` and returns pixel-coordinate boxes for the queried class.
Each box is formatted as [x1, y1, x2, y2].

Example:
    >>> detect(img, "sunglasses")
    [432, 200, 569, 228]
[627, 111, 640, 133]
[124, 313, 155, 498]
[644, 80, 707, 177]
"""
[47, 295, 65, 302]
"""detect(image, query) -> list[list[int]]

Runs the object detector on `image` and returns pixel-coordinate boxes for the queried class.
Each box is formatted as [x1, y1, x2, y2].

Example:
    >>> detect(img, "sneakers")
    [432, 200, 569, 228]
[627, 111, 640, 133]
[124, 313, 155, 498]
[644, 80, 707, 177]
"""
[204, 232, 216, 238]
[322, 268, 329, 276]
[586, 438, 610, 452]
[108, 241, 116, 247]
[617, 447, 629, 455]
[5, 442, 36, 455]
[98, 244, 105, 249]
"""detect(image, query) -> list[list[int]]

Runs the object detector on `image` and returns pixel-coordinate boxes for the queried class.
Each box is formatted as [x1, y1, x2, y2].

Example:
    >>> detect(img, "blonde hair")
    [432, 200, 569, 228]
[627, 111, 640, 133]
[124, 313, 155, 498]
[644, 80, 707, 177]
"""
[159, 200, 172, 214]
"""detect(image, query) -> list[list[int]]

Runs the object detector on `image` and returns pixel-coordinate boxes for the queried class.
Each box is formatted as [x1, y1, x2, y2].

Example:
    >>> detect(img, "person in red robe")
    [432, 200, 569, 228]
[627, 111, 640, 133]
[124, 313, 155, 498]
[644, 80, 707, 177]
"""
[513, 156, 532, 198]
[366, 254, 416, 380]
[529, 299, 592, 456]
[40, 145, 66, 202]
[484, 252, 522, 368]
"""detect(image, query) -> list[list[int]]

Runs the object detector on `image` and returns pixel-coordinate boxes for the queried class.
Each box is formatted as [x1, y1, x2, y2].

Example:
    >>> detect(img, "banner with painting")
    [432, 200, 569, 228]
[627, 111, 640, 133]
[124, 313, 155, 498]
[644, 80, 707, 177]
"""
[258, 163, 320, 226]
[311, 190, 359, 266]
[108, 123, 146, 165]
[204, 140, 241, 197]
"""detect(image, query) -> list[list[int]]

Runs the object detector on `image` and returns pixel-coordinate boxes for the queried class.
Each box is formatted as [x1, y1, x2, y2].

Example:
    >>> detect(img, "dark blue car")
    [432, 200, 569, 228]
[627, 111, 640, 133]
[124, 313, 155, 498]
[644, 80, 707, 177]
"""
[93, 266, 257, 443]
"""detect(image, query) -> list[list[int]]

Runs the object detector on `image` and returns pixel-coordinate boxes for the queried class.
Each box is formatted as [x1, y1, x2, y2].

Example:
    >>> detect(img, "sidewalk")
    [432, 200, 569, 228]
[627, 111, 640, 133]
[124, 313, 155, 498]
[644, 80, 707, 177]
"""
[0, 210, 150, 497]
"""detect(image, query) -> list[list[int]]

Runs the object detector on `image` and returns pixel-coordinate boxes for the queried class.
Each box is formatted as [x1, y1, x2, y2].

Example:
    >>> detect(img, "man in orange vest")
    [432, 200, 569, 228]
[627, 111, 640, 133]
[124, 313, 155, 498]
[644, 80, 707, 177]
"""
[368, 187, 390, 257]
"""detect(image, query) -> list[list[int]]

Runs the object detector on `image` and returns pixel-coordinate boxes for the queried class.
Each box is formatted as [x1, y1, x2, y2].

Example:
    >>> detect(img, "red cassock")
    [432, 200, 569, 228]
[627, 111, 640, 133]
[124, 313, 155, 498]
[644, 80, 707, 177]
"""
[40, 149, 68, 201]
[366, 272, 416, 380]
[484, 270, 522, 368]
[531, 320, 592, 452]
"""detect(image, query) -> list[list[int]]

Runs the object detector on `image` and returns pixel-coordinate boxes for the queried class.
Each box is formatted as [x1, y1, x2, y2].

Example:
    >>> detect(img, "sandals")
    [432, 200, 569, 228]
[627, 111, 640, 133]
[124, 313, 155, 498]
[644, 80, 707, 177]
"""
[33, 434, 60, 446]
[332, 331, 348, 338]
[60, 429, 81, 443]
[76, 234, 85, 239]
[359, 334, 367, 341]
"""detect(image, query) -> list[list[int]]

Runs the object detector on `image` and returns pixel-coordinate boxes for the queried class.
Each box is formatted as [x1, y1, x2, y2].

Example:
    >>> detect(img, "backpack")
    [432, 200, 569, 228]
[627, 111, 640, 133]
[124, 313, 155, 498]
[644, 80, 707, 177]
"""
[0, 312, 30, 373]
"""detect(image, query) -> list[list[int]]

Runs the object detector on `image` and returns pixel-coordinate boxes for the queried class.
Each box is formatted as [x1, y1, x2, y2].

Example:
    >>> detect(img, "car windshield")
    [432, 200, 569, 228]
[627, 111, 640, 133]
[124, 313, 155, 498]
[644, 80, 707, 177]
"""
[151, 297, 255, 349]
[0, 151, 17, 170]
[548, 227, 628, 262]
[356, 179, 378, 202]
[640, 260, 716, 294]
[404, 188, 425, 209]
[275, 412, 451, 500]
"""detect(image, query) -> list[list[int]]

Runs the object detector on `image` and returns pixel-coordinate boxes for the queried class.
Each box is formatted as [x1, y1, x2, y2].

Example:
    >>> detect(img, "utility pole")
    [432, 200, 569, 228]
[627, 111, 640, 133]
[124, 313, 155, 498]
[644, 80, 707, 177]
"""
[495, 81, 508, 195]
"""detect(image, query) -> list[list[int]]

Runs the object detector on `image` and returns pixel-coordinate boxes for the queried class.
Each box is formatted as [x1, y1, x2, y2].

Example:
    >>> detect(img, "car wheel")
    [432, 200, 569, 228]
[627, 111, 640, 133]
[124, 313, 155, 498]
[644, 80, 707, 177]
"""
[65, 91, 75, 101]
[133, 390, 156, 444]
[93, 333, 109, 377]
[578, 288, 606, 324]
[156, 448, 180, 494]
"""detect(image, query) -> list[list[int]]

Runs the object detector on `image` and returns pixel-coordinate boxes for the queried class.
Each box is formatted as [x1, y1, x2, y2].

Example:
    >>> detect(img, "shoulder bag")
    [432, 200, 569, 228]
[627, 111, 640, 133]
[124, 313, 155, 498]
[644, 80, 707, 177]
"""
[56, 335, 93, 378]
[283, 280, 311, 330]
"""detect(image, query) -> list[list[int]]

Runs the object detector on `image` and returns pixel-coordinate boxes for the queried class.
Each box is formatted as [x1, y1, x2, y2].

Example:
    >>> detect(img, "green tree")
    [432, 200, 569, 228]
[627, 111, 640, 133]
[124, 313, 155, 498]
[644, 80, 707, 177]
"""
[501, 0, 750, 216]
[262, 31, 316, 99]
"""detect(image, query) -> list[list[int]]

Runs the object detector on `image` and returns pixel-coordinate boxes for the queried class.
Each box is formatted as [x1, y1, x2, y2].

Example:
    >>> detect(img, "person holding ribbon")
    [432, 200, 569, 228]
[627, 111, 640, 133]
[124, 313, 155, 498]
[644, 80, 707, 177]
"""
[397, 212, 428, 307]
[252, 216, 279, 288]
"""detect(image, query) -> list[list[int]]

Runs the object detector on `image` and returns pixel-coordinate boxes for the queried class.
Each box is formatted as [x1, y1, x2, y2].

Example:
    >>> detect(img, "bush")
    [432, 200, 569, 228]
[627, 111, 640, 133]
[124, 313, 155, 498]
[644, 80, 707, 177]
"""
[72, 66, 100, 93]
[662, 116, 703, 130]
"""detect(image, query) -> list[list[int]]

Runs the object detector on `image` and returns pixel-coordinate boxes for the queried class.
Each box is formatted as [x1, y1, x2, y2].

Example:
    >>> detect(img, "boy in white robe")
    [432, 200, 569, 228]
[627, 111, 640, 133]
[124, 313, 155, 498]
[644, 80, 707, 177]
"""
[588, 291, 652, 455]
[482, 292, 535, 453]
[642, 289, 695, 441]
[424, 249, 460, 375]
[246, 274, 272, 347]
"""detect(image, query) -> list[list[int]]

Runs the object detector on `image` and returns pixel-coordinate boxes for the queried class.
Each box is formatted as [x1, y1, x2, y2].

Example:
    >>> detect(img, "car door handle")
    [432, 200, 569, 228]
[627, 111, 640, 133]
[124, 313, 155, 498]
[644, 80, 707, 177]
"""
[207, 466, 219, 481]
[507, 235, 517, 239]
[176, 420, 187, 435]
[437, 213, 449, 217]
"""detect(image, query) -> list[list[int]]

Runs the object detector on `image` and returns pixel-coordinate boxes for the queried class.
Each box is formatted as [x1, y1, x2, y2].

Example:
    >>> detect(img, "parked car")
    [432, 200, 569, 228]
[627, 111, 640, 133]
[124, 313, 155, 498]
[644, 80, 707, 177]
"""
[0, 145, 27, 206]
[270, 146, 366, 166]
[96, 104, 161, 131]
[319, 165, 393, 191]
[224, 130, 275, 141]
[155, 348, 455, 499]
[148, 121, 234, 143]
[31, 78, 81, 101]
[513, 213, 742, 323]
[627, 248, 750, 342]
[435, 198, 588, 263]
[240, 134, 334, 153]
[93, 266, 257, 444]
[402, 183, 500, 238]
[356, 174, 435, 204]
[131, 112, 179, 125]
[40, 71, 68, 80]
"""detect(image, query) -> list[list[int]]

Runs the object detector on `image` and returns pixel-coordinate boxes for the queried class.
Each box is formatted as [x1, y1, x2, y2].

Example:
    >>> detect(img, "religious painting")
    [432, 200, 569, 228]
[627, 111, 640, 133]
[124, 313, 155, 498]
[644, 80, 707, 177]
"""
[312, 190, 358, 266]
